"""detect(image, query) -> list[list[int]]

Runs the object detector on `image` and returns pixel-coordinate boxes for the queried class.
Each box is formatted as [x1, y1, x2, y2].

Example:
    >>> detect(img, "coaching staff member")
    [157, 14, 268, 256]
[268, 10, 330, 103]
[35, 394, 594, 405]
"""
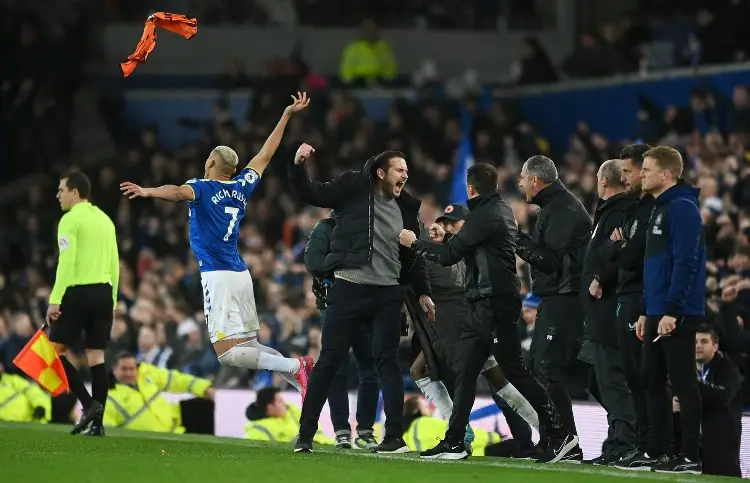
[580, 159, 637, 464]
[400, 163, 578, 463]
[289, 144, 434, 454]
[516, 155, 591, 442]
[304, 214, 379, 450]
[635, 146, 706, 474]
[46, 171, 119, 435]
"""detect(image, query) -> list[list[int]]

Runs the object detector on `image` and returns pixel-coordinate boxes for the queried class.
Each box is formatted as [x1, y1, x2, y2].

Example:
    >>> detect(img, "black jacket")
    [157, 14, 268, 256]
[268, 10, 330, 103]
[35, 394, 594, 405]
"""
[411, 192, 520, 302]
[288, 155, 430, 296]
[419, 226, 467, 303]
[304, 218, 335, 310]
[696, 352, 743, 477]
[516, 180, 592, 297]
[601, 194, 655, 296]
[581, 193, 633, 347]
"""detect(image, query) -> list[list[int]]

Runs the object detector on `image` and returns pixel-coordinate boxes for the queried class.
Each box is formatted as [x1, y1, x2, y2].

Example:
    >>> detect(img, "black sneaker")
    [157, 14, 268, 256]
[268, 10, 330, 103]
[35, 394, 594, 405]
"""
[651, 456, 702, 474]
[354, 432, 378, 450]
[372, 436, 409, 454]
[420, 439, 469, 460]
[334, 432, 352, 449]
[613, 451, 662, 471]
[71, 401, 103, 435]
[510, 446, 536, 460]
[82, 422, 105, 437]
[536, 433, 579, 463]
[559, 446, 584, 464]
[294, 437, 313, 453]
[582, 453, 616, 466]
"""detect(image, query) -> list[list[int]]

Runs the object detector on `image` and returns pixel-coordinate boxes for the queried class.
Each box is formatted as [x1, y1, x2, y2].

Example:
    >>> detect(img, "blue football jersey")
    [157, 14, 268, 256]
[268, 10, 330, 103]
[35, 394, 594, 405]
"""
[184, 168, 261, 272]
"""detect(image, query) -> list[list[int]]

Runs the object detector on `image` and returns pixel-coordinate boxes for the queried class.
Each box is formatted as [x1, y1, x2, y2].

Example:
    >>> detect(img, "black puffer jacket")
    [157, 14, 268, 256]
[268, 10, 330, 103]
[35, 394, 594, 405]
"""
[517, 180, 592, 297]
[288, 153, 430, 296]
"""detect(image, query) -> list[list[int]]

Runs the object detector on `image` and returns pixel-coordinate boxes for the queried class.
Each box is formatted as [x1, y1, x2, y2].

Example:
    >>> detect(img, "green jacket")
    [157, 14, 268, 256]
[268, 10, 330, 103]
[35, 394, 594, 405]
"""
[305, 218, 335, 310]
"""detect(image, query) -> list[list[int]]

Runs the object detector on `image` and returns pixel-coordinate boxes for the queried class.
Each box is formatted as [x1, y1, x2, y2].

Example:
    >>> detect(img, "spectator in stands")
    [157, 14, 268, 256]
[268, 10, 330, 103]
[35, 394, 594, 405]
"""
[562, 31, 619, 80]
[515, 37, 559, 86]
[339, 18, 397, 87]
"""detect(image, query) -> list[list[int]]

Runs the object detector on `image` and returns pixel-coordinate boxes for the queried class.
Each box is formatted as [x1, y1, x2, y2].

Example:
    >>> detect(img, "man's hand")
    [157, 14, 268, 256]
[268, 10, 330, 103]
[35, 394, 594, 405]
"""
[672, 396, 680, 413]
[204, 388, 216, 401]
[610, 227, 626, 241]
[46, 304, 61, 325]
[399, 229, 417, 247]
[294, 143, 316, 165]
[419, 295, 436, 322]
[589, 278, 602, 299]
[428, 223, 445, 242]
[635, 315, 646, 341]
[284, 91, 310, 117]
[657, 315, 677, 336]
[120, 182, 149, 199]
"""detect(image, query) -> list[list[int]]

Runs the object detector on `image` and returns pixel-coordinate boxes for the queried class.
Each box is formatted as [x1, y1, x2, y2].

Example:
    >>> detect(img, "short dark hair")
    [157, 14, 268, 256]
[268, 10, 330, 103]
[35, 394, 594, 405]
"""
[114, 351, 135, 364]
[372, 150, 405, 172]
[619, 144, 653, 166]
[466, 163, 499, 195]
[696, 323, 719, 344]
[62, 171, 92, 199]
[255, 386, 280, 415]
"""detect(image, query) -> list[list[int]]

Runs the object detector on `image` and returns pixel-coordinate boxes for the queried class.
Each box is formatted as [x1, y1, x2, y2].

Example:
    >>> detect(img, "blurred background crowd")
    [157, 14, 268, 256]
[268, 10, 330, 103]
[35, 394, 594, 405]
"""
[1, 0, 749, 412]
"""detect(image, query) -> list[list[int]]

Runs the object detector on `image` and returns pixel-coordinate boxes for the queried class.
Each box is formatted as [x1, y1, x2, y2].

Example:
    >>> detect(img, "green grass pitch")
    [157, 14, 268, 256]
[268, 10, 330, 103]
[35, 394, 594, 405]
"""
[0, 422, 731, 482]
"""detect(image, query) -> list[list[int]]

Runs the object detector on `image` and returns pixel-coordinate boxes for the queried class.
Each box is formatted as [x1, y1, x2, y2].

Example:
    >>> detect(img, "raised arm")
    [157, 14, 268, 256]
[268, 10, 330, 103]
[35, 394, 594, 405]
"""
[120, 183, 194, 202]
[247, 92, 310, 176]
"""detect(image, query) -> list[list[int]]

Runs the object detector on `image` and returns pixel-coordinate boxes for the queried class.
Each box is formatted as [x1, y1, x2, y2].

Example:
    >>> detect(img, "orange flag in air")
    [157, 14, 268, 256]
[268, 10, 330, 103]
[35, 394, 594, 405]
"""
[120, 12, 198, 77]
[13, 328, 69, 396]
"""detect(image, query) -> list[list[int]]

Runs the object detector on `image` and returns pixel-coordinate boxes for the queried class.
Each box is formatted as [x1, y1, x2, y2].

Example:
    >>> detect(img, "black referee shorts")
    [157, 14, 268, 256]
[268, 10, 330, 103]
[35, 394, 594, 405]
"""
[49, 284, 113, 350]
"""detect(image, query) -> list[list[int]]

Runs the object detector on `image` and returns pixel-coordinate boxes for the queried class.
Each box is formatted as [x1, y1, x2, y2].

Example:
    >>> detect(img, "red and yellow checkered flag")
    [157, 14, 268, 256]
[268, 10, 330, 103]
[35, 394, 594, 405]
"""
[13, 328, 69, 396]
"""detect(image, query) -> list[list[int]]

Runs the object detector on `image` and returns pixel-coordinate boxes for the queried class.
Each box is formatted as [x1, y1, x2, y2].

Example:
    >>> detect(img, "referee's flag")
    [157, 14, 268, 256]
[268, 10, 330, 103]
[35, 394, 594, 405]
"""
[13, 329, 69, 396]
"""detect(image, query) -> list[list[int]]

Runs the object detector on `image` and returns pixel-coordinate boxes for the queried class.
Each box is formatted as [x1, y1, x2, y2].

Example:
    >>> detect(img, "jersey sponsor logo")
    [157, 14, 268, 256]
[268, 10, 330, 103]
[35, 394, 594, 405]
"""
[58, 236, 70, 250]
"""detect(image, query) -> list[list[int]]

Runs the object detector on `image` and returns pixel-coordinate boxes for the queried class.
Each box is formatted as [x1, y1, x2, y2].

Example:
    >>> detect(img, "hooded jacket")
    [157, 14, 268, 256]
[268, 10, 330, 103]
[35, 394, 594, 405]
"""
[643, 182, 706, 317]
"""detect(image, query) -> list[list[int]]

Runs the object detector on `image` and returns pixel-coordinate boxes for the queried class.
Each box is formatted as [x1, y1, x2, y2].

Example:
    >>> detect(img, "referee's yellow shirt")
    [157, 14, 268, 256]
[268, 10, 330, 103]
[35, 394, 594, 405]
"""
[49, 201, 119, 308]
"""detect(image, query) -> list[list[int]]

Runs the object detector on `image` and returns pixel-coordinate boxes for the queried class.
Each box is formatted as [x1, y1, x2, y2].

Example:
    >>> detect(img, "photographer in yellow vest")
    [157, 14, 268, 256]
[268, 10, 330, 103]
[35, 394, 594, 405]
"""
[102, 351, 214, 434]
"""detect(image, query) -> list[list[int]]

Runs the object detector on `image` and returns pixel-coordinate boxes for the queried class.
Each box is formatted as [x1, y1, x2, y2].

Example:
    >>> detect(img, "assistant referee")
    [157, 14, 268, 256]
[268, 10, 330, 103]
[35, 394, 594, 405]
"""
[46, 171, 120, 436]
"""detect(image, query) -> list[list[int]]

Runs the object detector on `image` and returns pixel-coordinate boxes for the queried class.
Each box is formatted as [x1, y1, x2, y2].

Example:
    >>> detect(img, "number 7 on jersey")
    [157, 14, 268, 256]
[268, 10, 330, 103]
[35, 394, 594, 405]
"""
[223, 207, 240, 241]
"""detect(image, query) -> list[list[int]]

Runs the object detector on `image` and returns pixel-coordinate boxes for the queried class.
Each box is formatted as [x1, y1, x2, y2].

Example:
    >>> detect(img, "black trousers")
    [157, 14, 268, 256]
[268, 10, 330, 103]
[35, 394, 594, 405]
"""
[641, 315, 702, 461]
[320, 308, 379, 434]
[530, 294, 583, 436]
[445, 294, 567, 443]
[299, 280, 405, 440]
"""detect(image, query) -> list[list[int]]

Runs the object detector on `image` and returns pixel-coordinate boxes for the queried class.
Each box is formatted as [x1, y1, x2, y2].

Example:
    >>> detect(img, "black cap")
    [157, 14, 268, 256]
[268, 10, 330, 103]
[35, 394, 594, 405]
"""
[436, 203, 469, 223]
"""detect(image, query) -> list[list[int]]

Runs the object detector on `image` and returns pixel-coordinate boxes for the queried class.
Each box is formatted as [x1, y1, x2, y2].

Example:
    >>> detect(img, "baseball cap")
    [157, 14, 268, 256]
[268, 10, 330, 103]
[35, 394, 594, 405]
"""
[436, 203, 470, 223]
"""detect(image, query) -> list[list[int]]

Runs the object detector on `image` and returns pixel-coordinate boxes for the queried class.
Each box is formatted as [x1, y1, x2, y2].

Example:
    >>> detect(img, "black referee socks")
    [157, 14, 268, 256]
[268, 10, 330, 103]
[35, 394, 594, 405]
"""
[60, 356, 93, 410]
[90, 363, 109, 413]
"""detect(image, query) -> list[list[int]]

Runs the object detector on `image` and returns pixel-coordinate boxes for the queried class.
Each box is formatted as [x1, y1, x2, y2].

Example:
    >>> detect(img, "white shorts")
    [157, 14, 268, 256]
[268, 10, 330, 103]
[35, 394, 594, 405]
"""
[200, 270, 259, 344]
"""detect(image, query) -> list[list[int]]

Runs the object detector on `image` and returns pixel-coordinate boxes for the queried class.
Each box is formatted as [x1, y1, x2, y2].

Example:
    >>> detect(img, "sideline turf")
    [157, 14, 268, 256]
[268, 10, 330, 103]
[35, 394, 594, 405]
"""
[0, 422, 726, 482]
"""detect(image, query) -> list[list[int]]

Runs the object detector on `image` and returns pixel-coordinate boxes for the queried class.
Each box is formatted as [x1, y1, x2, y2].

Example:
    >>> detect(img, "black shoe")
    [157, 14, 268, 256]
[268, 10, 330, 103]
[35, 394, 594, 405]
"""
[71, 401, 103, 435]
[651, 456, 702, 474]
[334, 432, 352, 449]
[420, 439, 469, 460]
[82, 422, 105, 436]
[536, 434, 579, 463]
[582, 453, 616, 466]
[372, 436, 409, 454]
[294, 437, 313, 453]
[559, 445, 583, 464]
[510, 446, 536, 460]
[613, 451, 665, 471]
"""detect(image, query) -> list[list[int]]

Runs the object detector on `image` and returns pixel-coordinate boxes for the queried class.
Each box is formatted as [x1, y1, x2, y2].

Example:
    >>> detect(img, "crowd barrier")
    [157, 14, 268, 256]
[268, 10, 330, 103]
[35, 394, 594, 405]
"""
[152, 389, 750, 477]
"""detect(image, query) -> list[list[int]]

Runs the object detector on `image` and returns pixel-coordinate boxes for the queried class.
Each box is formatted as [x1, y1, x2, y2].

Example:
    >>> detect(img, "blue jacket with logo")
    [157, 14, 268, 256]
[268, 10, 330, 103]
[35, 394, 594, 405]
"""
[643, 182, 706, 317]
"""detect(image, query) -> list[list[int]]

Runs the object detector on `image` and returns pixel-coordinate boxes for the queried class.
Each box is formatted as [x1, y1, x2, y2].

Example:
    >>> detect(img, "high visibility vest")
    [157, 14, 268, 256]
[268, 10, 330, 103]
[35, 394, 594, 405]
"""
[245, 403, 334, 444]
[103, 363, 211, 433]
[339, 39, 397, 83]
[0, 373, 51, 423]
